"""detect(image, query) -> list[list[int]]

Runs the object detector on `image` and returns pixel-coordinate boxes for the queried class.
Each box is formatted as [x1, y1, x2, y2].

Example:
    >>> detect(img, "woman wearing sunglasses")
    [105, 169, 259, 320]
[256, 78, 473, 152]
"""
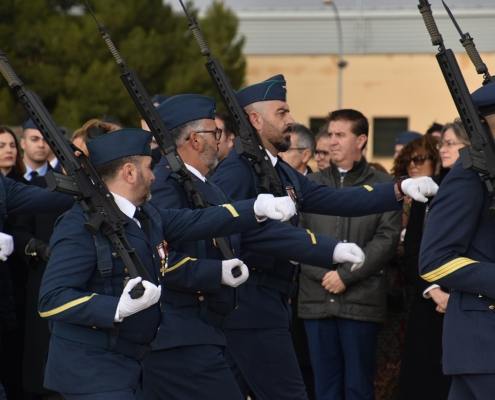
[397, 120, 470, 400]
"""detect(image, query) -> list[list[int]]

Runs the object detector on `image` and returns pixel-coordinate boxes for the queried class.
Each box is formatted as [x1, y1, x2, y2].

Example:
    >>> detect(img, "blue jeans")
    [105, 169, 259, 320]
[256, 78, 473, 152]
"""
[304, 317, 381, 400]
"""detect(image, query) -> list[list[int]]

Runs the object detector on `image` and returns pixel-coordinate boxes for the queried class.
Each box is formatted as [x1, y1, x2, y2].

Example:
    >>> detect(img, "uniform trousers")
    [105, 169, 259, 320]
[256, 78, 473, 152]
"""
[303, 317, 381, 400]
[61, 390, 134, 399]
[139, 344, 244, 400]
[225, 327, 308, 400]
[448, 374, 495, 400]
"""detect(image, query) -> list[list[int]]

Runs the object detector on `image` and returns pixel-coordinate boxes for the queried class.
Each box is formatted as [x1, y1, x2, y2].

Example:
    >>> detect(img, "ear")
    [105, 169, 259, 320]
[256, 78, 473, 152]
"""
[356, 134, 367, 150]
[20, 138, 26, 150]
[248, 111, 263, 131]
[301, 148, 312, 164]
[188, 132, 203, 151]
[121, 162, 137, 184]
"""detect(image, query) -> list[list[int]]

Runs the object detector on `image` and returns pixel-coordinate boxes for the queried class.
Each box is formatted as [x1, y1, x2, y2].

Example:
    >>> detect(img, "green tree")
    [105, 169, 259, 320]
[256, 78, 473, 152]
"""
[0, 0, 245, 129]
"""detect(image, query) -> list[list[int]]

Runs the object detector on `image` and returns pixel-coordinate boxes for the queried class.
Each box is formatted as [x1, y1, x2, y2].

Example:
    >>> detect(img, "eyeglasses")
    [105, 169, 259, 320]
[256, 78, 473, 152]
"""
[314, 150, 330, 157]
[405, 155, 430, 166]
[436, 140, 463, 150]
[186, 127, 223, 141]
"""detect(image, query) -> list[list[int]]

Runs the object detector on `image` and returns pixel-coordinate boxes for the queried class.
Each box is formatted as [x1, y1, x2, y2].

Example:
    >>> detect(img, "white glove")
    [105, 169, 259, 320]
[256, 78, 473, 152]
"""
[0, 233, 14, 261]
[254, 194, 296, 222]
[332, 242, 365, 272]
[401, 177, 439, 203]
[221, 258, 249, 287]
[117, 277, 161, 319]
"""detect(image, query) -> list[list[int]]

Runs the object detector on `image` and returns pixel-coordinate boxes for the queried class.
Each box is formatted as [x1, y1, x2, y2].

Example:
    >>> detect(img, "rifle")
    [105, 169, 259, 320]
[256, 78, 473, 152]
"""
[418, 0, 495, 218]
[0, 50, 151, 298]
[178, 0, 284, 198]
[84, 1, 240, 275]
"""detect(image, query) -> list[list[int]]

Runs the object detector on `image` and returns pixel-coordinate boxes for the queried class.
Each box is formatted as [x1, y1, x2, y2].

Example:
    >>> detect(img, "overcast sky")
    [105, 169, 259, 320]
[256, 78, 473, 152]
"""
[167, 0, 495, 12]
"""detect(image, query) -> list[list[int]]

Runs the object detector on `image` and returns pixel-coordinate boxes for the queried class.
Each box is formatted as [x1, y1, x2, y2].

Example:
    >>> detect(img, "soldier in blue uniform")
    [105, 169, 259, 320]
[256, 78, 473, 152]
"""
[211, 74, 439, 399]
[139, 94, 368, 399]
[419, 82, 495, 400]
[38, 128, 296, 399]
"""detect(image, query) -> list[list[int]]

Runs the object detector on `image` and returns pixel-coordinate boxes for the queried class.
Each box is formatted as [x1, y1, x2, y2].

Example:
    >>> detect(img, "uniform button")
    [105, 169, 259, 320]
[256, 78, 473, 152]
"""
[92, 326, 97, 329]
[197, 291, 202, 294]
[330, 299, 335, 303]
[235, 305, 238, 310]
[157, 327, 160, 331]
[199, 296, 205, 301]
[157, 278, 160, 283]
[489, 305, 495, 310]
[479, 294, 483, 298]
[124, 268, 128, 274]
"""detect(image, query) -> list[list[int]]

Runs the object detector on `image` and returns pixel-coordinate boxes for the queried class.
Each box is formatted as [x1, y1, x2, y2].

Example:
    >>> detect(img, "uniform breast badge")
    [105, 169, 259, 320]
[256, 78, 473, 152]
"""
[156, 240, 169, 276]
[286, 185, 298, 214]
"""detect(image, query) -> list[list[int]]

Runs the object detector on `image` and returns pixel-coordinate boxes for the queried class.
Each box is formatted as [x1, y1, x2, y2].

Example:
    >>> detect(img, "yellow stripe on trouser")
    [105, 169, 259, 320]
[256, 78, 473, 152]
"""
[421, 257, 479, 282]
[39, 293, 98, 318]
[363, 185, 373, 191]
[220, 204, 239, 217]
[306, 229, 317, 244]
[165, 256, 198, 273]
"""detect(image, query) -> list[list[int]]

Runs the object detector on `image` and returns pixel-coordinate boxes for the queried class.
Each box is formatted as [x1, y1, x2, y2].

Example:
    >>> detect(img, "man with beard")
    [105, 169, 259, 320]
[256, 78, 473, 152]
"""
[139, 94, 369, 399]
[211, 74, 439, 399]
[38, 127, 296, 399]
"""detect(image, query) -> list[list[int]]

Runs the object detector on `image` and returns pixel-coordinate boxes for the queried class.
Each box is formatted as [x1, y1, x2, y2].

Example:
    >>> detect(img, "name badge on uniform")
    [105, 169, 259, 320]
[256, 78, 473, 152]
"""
[156, 240, 169, 276]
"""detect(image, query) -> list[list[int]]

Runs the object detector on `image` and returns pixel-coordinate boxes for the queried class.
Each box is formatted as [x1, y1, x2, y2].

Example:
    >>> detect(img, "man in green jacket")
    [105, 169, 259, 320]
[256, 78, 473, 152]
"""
[298, 109, 402, 400]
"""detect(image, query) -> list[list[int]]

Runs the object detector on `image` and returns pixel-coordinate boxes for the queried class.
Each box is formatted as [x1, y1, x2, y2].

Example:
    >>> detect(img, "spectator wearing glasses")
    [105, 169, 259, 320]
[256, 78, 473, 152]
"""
[375, 134, 440, 397]
[398, 120, 469, 400]
[393, 130, 422, 160]
[279, 123, 315, 175]
[314, 123, 332, 170]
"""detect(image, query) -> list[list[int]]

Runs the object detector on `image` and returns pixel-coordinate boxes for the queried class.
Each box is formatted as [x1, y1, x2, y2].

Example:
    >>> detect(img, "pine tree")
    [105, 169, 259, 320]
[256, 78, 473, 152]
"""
[0, 0, 246, 129]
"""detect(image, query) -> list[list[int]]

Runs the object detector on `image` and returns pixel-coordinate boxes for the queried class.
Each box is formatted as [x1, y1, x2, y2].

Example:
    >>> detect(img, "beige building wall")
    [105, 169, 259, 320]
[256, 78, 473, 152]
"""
[245, 53, 495, 170]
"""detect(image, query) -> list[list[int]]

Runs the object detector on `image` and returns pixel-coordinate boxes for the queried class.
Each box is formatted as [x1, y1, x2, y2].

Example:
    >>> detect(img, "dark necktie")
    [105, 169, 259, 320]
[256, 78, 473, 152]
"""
[133, 208, 150, 239]
[30, 171, 38, 181]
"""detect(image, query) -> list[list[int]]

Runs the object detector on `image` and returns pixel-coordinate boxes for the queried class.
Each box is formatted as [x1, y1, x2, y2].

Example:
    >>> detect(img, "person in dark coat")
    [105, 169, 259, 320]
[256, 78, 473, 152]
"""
[0, 125, 26, 399]
[398, 120, 470, 400]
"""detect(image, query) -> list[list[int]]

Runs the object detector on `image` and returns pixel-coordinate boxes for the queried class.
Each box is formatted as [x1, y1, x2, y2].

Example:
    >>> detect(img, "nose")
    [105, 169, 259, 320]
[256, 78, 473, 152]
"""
[286, 113, 295, 126]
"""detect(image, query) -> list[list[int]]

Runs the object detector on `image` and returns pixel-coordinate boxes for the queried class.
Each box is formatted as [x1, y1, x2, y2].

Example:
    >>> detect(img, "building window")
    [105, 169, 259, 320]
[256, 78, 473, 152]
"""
[309, 118, 327, 136]
[373, 117, 408, 157]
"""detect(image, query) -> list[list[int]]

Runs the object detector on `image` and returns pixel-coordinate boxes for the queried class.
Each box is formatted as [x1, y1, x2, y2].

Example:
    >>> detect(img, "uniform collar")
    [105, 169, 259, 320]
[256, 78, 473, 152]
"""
[23, 162, 49, 181]
[111, 192, 136, 220]
[185, 163, 206, 182]
[266, 149, 278, 167]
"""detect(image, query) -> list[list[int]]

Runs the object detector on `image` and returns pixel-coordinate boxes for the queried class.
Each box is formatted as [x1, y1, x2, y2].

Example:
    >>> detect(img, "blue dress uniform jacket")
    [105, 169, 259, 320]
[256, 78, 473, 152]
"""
[419, 160, 495, 375]
[212, 151, 401, 329]
[0, 173, 74, 231]
[38, 198, 263, 394]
